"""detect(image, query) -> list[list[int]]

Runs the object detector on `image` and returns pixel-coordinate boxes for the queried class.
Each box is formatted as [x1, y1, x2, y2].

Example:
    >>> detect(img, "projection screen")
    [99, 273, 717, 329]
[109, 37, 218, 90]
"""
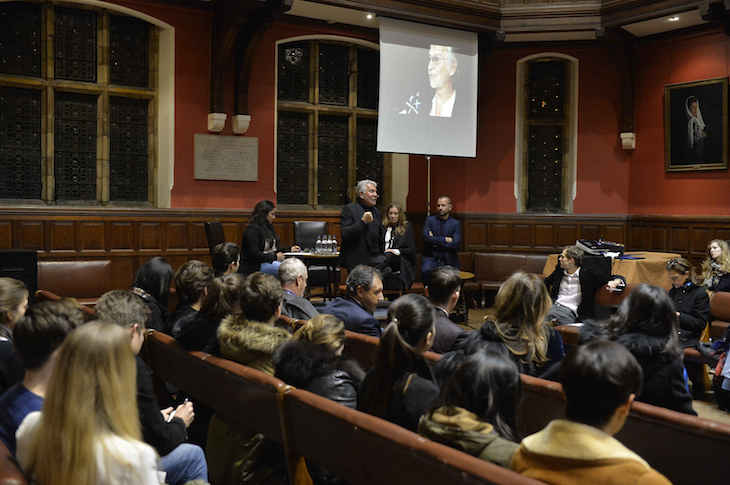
[377, 18, 478, 158]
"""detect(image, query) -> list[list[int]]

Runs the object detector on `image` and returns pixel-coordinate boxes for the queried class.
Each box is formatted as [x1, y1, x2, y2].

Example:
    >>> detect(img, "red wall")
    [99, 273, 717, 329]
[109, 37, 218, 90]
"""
[630, 28, 730, 215]
[410, 42, 632, 215]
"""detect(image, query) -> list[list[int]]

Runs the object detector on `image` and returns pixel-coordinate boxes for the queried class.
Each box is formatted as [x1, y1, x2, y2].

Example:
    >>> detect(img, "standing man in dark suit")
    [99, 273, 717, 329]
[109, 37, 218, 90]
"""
[340, 180, 383, 271]
[321, 265, 384, 337]
[428, 266, 469, 353]
[422, 196, 461, 284]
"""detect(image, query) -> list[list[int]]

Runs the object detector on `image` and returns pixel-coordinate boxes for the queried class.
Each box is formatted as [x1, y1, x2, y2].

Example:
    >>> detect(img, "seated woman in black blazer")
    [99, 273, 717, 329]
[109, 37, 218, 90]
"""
[701, 239, 730, 293]
[240, 200, 299, 276]
[379, 203, 416, 289]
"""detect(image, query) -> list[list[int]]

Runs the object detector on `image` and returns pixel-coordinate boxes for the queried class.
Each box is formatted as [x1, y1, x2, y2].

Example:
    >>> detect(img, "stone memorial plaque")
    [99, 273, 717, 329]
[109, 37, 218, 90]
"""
[194, 134, 258, 181]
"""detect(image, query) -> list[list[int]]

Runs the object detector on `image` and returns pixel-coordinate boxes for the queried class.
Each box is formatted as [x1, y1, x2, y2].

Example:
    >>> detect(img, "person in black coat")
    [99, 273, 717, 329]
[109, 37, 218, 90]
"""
[131, 256, 173, 334]
[379, 203, 417, 290]
[240, 200, 300, 276]
[359, 294, 440, 432]
[666, 257, 710, 348]
[339, 180, 383, 271]
[579, 283, 696, 416]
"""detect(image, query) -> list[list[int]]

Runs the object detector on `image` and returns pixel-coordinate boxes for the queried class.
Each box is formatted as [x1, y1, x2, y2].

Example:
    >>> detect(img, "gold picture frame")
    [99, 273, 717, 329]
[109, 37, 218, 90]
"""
[664, 77, 728, 172]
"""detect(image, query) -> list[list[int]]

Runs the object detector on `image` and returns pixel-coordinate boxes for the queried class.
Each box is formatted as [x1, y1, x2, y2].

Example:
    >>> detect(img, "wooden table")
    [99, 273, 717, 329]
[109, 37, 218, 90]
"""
[542, 251, 681, 290]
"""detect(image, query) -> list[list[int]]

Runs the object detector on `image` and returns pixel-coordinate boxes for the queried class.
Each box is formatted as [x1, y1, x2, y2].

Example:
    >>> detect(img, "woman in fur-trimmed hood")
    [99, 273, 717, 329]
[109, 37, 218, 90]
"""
[208, 273, 291, 485]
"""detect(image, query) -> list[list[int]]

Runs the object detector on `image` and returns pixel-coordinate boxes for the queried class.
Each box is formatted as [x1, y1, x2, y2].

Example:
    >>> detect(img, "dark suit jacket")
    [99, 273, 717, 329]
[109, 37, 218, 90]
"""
[430, 308, 468, 354]
[340, 200, 381, 270]
[321, 297, 381, 337]
[422, 215, 461, 269]
[281, 290, 319, 321]
[544, 264, 607, 321]
[136, 356, 187, 456]
[240, 222, 281, 275]
[380, 223, 416, 289]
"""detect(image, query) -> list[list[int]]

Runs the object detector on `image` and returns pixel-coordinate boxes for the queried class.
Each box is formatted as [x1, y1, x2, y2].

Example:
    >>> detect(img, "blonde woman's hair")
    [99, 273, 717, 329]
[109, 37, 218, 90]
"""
[294, 314, 345, 353]
[702, 239, 730, 277]
[0, 277, 28, 326]
[491, 272, 551, 364]
[24, 321, 145, 485]
[381, 203, 408, 236]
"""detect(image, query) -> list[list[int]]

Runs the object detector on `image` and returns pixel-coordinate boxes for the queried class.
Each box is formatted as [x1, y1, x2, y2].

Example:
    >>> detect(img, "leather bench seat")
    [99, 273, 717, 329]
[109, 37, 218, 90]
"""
[710, 291, 730, 340]
[37, 260, 113, 306]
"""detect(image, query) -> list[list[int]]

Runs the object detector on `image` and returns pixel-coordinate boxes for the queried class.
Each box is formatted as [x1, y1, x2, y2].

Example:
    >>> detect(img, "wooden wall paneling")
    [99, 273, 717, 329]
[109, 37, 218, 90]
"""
[49, 221, 75, 252]
[629, 224, 649, 250]
[512, 224, 531, 248]
[649, 227, 667, 251]
[18, 221, 44, 250]
[602, 225, 625, 244]
[112, 256, 136, 290]
[0, 222, 11, 249]
[465, 222, 488, 249]
[489, 223, 510, 248]
[139, 222, 162, 251]
[668, 226, 689, 253]
[715, 228, 730, 242]
[190, 223, 209, 251]
[580, 224, 600, 241]
[534, 224, 554, 248]
[79, 222, 105, 252]
[110, 222, 136, 251]
[691, 227, 714, 255]
[166, 222, 189, 251]
[556, 224, 578, 247]
[221, 223, 239, 246]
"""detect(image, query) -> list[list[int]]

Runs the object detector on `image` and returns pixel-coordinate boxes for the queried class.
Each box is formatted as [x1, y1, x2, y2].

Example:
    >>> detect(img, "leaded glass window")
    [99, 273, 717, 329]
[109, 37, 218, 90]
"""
[276, 40, 380, 208]
[0, 3, 157, 205]
[525, 59, 567, 213]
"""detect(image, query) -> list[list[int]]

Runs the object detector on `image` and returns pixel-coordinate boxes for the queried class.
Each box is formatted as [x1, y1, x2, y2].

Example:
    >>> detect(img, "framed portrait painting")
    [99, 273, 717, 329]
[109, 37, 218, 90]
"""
[664, 77, 728, 172]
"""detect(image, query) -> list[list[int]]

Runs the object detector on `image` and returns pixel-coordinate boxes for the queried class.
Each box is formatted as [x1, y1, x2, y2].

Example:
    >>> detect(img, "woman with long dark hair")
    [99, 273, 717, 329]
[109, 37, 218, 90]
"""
[358, 294, 438, 431]
[419, 350, 520, 467]
[379, 203, 416, 289]
[132, 257, 173, 333]
[240, 200, 299, 276]
[581, 283, 696, 415]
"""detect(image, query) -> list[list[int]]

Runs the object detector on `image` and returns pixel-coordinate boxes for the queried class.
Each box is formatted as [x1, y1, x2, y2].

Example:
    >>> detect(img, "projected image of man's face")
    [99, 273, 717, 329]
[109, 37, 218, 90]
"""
[428, 45, 457, 117]
[428, 45, 456, 89]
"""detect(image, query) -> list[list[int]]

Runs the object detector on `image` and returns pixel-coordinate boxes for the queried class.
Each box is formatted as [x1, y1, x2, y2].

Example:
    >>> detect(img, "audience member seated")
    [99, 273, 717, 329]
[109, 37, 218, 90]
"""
[422, 196, 461, 284]
[0, 278, 28, 395]
[208, 272, 291, 485]
[544, 245, 617, 325]
[379, 203, 416, 289]
[512, 340, 671, 485]
[359, 294, 439, 431]
[212, 242, 240, 277]
[16, 322, 164, 485]
[666, 257, 709, 348]
[580, 283, 696, 415]
[132, 256, 174, 333]
[419, 350, 520, 468]
[340, 179, 383, 271]
[321, 265, 384, 337]
[448, 272, 564, 379]
[275, 314, 364, 408]
[279, 257, 319, 321]
[274, 313, 364, 485]
[701, 239, 730, 293]
[428, 266, 469, 353]
[96, 290, 208, 484]
[0, 299, 83, 455]
[198, 273, 245, 355]
[240, 200, 300, 276]
[170, 260, 215, 350]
